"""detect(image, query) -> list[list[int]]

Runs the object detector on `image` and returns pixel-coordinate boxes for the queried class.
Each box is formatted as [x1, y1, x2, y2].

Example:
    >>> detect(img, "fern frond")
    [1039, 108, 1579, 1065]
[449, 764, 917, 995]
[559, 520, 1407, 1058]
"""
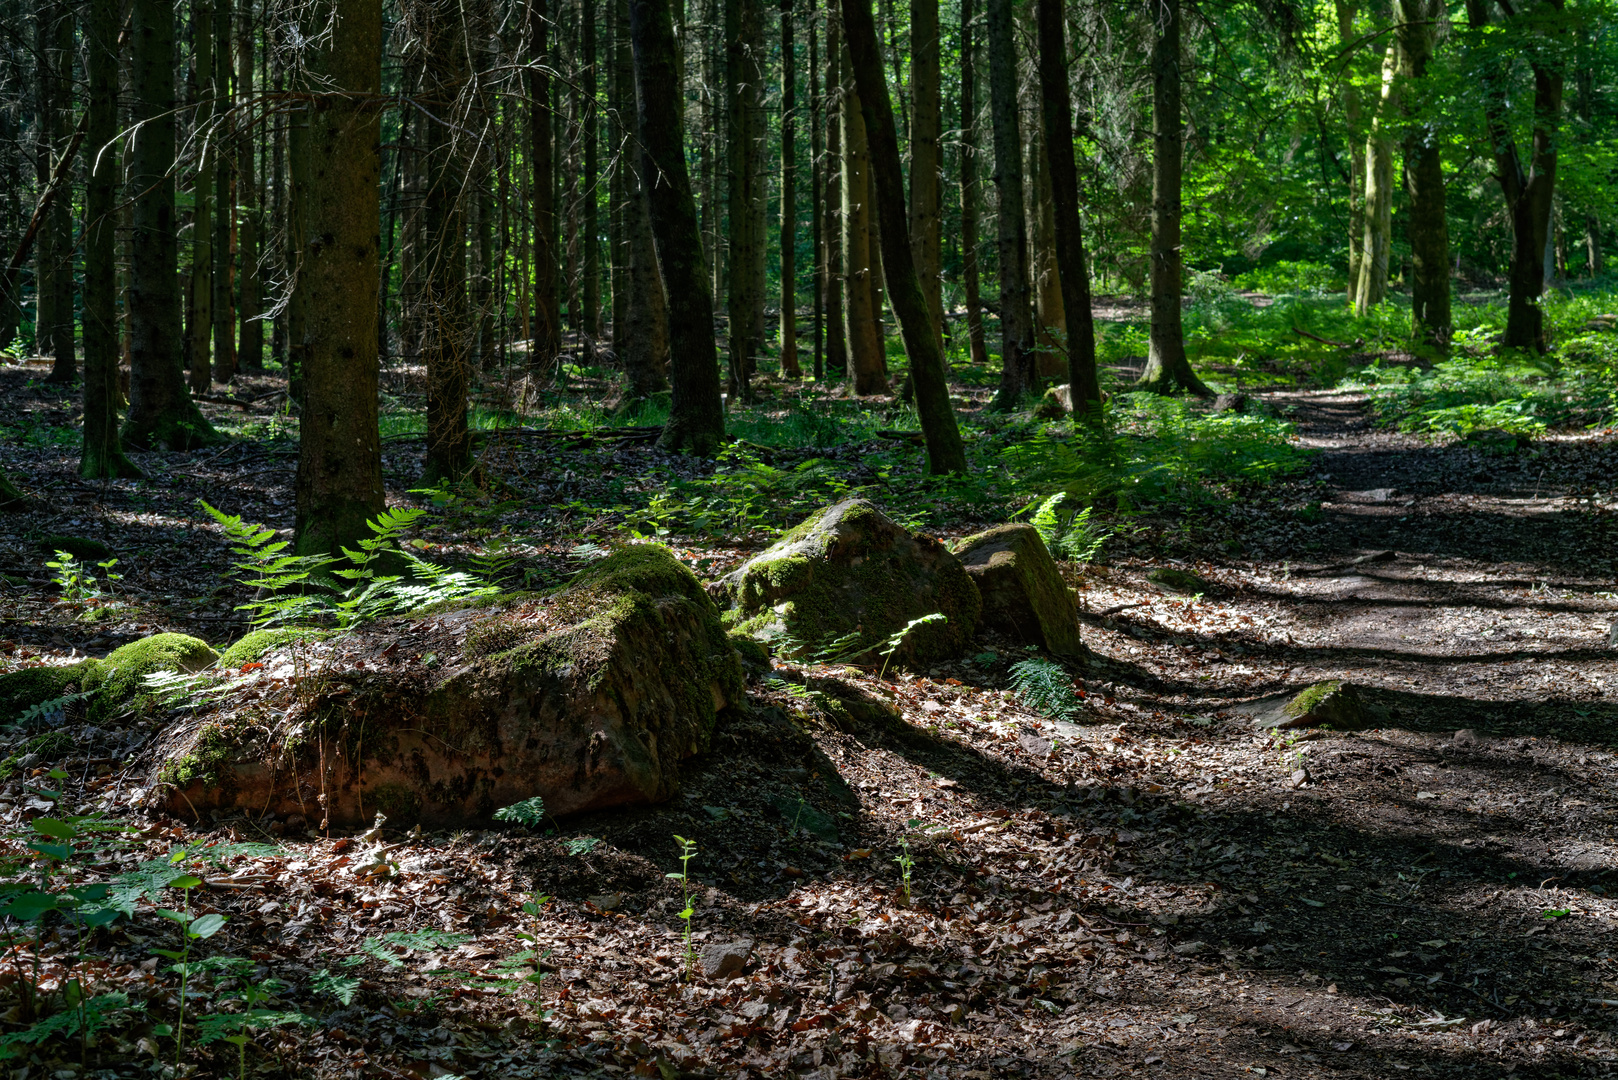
[1008, 658, 1086, 722]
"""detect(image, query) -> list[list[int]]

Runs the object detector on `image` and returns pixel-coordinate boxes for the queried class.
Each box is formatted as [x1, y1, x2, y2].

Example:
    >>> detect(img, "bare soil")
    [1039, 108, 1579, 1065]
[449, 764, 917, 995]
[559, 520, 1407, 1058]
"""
[1, 361, 1617, 1078]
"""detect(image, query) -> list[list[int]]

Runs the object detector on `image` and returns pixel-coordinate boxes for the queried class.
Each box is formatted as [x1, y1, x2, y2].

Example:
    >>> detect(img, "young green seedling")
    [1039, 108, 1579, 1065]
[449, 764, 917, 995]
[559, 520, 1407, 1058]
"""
[667, 836, 698, 980]
[153, 863, 227, 1064]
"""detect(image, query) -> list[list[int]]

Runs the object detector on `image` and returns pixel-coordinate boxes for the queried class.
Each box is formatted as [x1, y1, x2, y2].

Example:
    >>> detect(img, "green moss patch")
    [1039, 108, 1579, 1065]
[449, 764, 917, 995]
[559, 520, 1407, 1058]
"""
[218, 628, 331, 668]
[84, 633, 218, 722]
[0, 661, 100, 723]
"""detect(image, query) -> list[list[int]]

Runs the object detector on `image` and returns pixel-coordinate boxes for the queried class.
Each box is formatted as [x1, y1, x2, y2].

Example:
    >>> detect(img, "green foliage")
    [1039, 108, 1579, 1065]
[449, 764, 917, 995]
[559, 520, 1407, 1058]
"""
[1026, 492, 1111, 563]
[45, 551, 120, 602]
[311, 970, 361, 1005]
[1008, 658, 1085, 723]
[667, 835, 698, 981]
[877, 613, 946, 681]
[1230, 260, 1345, 296]
[492, 796, 547, 828]
[1346, 351, 1610, 436]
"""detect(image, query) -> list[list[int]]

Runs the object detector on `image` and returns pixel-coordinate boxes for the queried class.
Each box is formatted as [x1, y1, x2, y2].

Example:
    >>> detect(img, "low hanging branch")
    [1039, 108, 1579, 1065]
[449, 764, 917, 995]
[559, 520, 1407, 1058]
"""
[0, 111, 91, 350]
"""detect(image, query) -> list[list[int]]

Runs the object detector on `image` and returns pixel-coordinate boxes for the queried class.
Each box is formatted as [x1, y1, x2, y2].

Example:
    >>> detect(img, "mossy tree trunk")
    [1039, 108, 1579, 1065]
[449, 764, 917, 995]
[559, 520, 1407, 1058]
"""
[291, 0, 385, 557]
[631, 0, 726, 455]
[1354, 42, 1395, 316]
[841, 0, 967, 474]
[985, 0, 1035, 408]
[82, 0, 142, 479]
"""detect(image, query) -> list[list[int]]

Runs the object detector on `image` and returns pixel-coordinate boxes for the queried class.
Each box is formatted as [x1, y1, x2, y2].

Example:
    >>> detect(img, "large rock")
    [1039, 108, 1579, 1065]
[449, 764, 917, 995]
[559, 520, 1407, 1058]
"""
[1246, 680, 1372, 731]
[0, 633, 217, 725]
[954, 525, 1083, 656]
[147, 544, 743, 826]
[719, 499, 979, 667]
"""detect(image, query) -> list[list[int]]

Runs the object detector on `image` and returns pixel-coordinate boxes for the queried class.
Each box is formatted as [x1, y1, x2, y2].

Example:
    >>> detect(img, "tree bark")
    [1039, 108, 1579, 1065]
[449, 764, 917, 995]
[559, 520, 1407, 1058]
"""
[1137, 0, 1210, 396]
[529, 0, 562, 373]
[213, 0, 237, 385]
[1336, 0, 1364, 305]
[1355, 42, 1395, 315]
[631, 0, 726, 454]
[958, 0, 987, 367]
[809, 12, 824, 378]
[779, 0, 802, 377]
[124, 0, 218, 448]
[840, 37, 885, 393]
[1035, 0, 1100, 417]
[187, 0, 215, 394]
[907, 0, 943, 353]
[236, 0, 262, 371]
[725, 0, 766, 397]
[1397, 0, 1450, 347]
[38, 0, 74, 383]
[583, 0, 601, 341]
[840, 0, 967, 474]
[1027, 122, 1064, 377]
[823, 9, 847, 378]
[985, 0, 1035, 408]
[292, 0, 385, 556]
[82, 0, 141, 478]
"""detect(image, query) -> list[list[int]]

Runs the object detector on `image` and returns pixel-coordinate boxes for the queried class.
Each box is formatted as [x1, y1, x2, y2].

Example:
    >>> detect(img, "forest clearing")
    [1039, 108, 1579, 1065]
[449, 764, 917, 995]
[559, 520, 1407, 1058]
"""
[2, 0, 1618, 1073]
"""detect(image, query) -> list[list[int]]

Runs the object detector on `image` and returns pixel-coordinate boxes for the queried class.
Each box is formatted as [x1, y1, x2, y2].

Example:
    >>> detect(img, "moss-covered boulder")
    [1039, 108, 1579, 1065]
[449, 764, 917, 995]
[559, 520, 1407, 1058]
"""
[0, 661, 99, 722]
[0, 633, 216, 725]
[719, 499, 979, 667]
[1147, 566, 1213, 595]
[1253, 680, 1371, 731]
[217, 628, 330, 669]
[149, 543, 743, 826]
[955, 525, 1083, 656]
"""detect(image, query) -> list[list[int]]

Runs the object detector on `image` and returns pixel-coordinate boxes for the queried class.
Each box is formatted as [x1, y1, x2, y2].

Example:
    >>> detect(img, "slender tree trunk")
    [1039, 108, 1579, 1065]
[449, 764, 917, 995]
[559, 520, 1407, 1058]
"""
[1027, 123, 1064, 376]
[619, 0, 671, 399]
[841, 38, 884, 394]
[529, 0, 562, 373]
[840, 0, 966, 473]
[237, 0, 262, 370]
[1035, 0, 1099, 417]
[1336, 0, 1364, 304]
[1397, 0, 1450, 347]
[583, 0, 601, 341]
[472, 3, 496, 371]
[270, 49, 287, 368]
[726, 0, 765, 396]
[779, 0, 801, 377]
[125, 0, 217, 448]
[809, 12, 824, 379]
[985, 0, 1034, 408]
[187, 0, 215, 394]
[908, 0, 942, 352]
[631, 0, 725, 454]
[40, 0, 74, 382]
[610, 0, 629, 353]
[292, 0, 385, 556]
[213, 0, 237, 384]
[823, 8, 847, 378]
[1137, 0, 1209, 396]
[82, 0, 141, 478]
[1355, 42, 1395, 314]
[958, 0, 986, 366]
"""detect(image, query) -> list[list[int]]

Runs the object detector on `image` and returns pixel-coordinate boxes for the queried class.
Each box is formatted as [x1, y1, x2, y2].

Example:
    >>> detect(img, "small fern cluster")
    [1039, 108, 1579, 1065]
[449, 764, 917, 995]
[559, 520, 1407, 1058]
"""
[1007, 658, 1085, 722]
[1028, 493, 1111, 564]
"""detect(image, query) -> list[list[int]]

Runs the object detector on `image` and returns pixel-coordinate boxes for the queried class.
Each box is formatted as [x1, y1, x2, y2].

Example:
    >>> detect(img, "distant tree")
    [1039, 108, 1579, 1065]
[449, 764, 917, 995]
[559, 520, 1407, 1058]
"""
[985, 0, 1035, 408]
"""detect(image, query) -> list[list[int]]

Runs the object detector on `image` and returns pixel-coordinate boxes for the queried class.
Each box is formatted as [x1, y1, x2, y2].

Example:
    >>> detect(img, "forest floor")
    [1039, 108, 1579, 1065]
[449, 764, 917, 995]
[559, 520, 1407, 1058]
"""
[1, 354, 1617, 1078]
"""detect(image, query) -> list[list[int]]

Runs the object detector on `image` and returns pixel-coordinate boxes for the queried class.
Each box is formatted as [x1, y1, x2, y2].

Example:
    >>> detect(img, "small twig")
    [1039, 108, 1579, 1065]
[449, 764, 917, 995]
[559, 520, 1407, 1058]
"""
[1291, 325, 1356, 349]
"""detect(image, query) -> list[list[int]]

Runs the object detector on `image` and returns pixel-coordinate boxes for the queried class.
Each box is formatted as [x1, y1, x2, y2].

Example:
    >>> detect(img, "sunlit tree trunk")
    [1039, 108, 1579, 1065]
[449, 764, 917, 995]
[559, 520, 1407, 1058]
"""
[779, 0, 802, 377]
[1336, 0, 1364, 305]
[1397, 0, 1450, 347]
[1355, 42, 1395, 315]
[958, 0, 987, 367]
[908, 0, 942, 353]
[292, 0, 385, 556]
[985, 0, 1034, 408]
[840, 0, 966, 473]
[631, 0, 725, 454]
[823, 9, 848, 379]
[841, 37, 884, 393]
[1137, 0, 1210, 396]
[236, 0, 262, 371]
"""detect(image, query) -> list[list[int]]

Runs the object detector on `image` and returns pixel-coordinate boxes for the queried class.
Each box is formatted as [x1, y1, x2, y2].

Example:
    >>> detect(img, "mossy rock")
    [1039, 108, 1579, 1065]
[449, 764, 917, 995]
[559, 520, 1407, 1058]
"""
[35, 536, 114, 561]
[1147, 567, 1213, 595]
[728, 631, 771, 680]
[1252, 680, 1371, 731]
[0, 661, 99, 723]
[955, 525, 1084, 657]
[1033, 386, 1072, 419]
[150, 543, 743, 826]
[218, 628, 330, 668]
[718, 499, 980, 668]
[85, 633, 217, 722]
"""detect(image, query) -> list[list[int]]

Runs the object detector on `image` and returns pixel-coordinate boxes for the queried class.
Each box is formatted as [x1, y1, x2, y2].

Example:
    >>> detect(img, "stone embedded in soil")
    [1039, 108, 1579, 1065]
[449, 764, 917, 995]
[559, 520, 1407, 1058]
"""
[148, 543, 743, 827]
[1251, 680, 1372, 731]
[768, 793, 840, 843]
[1213, 392, 1249, 414]
[955, 524, 1084, 657]
[1146, 567, 1213, 595]
[719, 499, 980, 667]
[0, 632, 217, 725]
[699, 939, 754, 979]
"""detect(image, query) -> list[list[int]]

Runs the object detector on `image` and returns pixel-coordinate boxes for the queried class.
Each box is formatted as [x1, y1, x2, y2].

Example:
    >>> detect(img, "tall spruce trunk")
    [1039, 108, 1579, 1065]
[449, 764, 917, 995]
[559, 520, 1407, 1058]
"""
[291, 0, 385, 556]
[188, 0, 215, 394]
[908, 0, 942, 352]
[823, 9, 848, 377]
[779, 0, 802, 377]
[583, 0, 601, 340]
[39, 0, 74, 382]
[472, 2, 496, 371]
[1035, 0, 1099, 417]
[985, 0, 1035, 408]
[1355, 42, 1395, 315]
[958, 0, 987, 366]
[725, 0, 765, 396]
[212, 0, 237, 384]
[631, 0, 725, 454]
[1027, 124, 1064, 377]
[1137, 0, 1209, 396]
[529, 0, 562, 373]
[618, 0, 671, 401]
[840, 37, 885, 394]
[1397, 0, 1450, 346]
[125, 0, 217, 448]
[236, 0, 262, 370]
[840, 0, 966, 473]
[809, 13, 824, 378]
[82, 0, 141, 478]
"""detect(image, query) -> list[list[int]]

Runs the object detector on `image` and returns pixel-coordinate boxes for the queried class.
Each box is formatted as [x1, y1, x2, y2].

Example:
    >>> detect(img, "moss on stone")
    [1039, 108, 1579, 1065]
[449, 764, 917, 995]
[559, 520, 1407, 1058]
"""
[86, 633, 218, 722]
[218, 628, 330, 668]
[1284, 680, 1343, 717]
[156, 720, 237, 790]
[1147, 567, 1212, 595]
[463, 616, 527, 659]
[0, 661, 100, 722]
[728, 631, 770, 678]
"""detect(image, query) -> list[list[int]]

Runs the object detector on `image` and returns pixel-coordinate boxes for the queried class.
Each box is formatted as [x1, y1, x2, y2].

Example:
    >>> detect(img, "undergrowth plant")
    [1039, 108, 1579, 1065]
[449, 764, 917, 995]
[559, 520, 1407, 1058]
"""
[1008, 658, 1086, 722]
[1026, 493, 1111, 563]
[668, 835, 698, 980]
[877, 613, 946, 680]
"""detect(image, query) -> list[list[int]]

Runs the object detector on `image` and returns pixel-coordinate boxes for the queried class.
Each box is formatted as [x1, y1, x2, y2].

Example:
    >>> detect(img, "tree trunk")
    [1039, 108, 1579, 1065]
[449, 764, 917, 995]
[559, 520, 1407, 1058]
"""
[1137, 0, 1209, 396]
[840, 36, 885, 394]
[418, 0, 474, 485]
[779, 0, 801, 377]
[619, 0, 671, 400]
[529, 0, 562, 373]
[1465, 0, 1562, 352]
[1035, 0, 1099, 417]
[188, 0, 215, 394]
[985, 0, 1035, 408]
[1355, 42, 1395, 315]
[39, 0, 74, 383]
[125, 0, 217, 449]
[1396, 0, 1450, 347]
[631, 0, 725, 454]
[236, 0, 262, 371]
[583, 0, 601, 342]
[1336, 0, 1364, 304]
[82, 0, 141, 478]
[908, 0, 942, 353]
[823, 9, 847, 378]
[472, 2, 496, 371]
[212, 0, 237, 384]
[809, 12, 824, 379]
[611, 0, 629, 353]
[958, 0, 987, 366]
[841, 0, 965, 473]
[292, 0, 385, 556]
[1027, 123, 1064, 377]
[726, 0, 765, 397]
